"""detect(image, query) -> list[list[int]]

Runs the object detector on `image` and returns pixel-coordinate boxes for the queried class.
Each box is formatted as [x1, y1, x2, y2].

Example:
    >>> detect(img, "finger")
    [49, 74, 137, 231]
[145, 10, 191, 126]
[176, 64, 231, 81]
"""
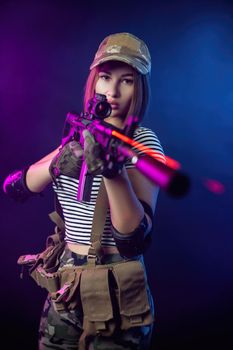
[82, 129, 95, 147]
[69, 141, 83, 158]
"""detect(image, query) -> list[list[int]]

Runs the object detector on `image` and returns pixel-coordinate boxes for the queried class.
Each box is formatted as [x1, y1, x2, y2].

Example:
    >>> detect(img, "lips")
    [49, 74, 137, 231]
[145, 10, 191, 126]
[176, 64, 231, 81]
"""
[110, 104, 119, 109]
[108, 100, 119, 109]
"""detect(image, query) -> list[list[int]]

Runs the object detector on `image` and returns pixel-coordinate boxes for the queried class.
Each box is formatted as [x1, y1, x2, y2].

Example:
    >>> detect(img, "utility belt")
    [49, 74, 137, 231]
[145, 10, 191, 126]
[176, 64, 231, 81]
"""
[18, 237, 153, 337]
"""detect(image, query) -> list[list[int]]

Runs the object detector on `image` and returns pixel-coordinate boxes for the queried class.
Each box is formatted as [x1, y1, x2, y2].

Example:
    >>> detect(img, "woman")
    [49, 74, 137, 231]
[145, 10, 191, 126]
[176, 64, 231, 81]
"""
[4, 32, 165, 349]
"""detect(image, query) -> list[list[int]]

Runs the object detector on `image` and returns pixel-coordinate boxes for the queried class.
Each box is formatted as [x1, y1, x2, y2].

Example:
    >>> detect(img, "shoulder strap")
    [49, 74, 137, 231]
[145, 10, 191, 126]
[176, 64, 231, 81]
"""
[47, 211, 65, 246]
[87, 179, 109, 264]
[51, 177, 109, 263]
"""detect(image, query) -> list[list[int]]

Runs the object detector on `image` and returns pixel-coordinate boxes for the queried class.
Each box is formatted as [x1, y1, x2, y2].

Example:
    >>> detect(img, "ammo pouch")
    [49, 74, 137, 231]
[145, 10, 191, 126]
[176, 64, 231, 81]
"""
[18, 211, 66, 275]
[24, 258, 153, 336]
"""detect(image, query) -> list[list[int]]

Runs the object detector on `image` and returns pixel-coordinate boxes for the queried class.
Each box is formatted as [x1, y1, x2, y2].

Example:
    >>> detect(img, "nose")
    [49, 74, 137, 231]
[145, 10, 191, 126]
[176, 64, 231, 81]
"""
[106, 82, 120, 98]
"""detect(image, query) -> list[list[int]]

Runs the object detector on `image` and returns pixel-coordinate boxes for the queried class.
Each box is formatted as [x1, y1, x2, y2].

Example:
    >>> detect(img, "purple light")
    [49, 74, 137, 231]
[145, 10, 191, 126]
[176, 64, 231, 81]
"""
[203, 178, 225, 195]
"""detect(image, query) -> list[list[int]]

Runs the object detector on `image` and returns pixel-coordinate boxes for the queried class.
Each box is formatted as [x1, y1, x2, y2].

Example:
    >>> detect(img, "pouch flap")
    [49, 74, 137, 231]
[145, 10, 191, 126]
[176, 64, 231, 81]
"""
[43, 241, 66, 272]
[113, 260, 150, 317]
[17, 254, 40, 265]
[59, 268, 82, 303]
[30, 267, 60, 293]
[80, 268, 113, 322]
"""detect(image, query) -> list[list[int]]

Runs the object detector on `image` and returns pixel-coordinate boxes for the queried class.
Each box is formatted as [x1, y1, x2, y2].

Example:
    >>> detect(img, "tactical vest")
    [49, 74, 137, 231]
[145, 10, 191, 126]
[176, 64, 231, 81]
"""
[17, 180, 154, 349]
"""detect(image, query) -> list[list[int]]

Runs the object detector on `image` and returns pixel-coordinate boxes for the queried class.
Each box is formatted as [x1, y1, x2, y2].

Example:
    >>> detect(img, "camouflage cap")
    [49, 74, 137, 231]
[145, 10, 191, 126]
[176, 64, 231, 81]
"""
[90, 32, 151, 75]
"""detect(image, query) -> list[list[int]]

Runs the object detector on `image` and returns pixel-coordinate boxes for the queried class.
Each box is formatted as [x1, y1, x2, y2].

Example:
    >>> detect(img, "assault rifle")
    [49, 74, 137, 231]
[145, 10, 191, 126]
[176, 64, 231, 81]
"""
[62, 93, 190, 200]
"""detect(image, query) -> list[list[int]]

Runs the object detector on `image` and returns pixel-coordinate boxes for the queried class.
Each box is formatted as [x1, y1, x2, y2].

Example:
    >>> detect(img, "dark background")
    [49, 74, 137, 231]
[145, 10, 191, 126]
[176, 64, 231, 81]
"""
[1, 0, 232, 349]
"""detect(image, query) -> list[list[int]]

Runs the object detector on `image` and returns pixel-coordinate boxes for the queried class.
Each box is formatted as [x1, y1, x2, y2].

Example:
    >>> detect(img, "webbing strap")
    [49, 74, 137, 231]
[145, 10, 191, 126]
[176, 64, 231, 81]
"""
[51, 177, 109, 264]
[87, 179, 109, 264]
[47, 211, 65, 246]
[48, 211, 65, 232]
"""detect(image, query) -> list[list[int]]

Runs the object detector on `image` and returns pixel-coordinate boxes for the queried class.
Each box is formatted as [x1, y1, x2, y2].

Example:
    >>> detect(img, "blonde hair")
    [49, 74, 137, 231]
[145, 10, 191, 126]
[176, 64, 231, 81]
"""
[83, 63, 150, 123]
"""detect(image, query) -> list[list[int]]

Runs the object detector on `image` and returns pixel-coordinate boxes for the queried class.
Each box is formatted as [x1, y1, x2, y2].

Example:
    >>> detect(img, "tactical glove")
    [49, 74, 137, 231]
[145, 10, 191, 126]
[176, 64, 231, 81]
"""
[83, 129, 124, 179]
[49, 141, 83, 183]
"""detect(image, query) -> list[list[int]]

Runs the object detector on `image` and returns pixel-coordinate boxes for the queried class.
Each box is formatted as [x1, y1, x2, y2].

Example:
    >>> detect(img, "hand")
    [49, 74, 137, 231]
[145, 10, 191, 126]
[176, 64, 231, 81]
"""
[49, 141, 83, 182]
[83, 129, 104, 175]
[82, 129, 124, 179]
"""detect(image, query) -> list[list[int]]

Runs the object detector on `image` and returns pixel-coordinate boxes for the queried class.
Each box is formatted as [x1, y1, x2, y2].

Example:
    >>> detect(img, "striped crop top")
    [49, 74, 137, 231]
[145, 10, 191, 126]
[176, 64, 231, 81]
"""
[53, 126, 165, 246]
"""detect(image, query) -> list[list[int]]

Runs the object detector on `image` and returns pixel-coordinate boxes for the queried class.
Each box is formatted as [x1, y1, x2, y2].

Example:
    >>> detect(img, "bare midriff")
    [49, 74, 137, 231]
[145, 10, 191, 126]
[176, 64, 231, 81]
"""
[67, 242, 119, 255]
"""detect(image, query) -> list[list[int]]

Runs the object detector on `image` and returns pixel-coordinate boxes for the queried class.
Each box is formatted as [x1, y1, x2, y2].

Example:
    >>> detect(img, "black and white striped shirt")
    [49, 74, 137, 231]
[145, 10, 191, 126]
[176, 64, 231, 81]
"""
[53, 126, 165, 246]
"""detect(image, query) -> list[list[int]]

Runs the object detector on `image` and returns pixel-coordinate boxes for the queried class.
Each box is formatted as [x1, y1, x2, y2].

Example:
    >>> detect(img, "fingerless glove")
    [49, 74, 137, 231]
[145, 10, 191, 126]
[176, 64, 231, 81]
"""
[49, 141, 83, 183]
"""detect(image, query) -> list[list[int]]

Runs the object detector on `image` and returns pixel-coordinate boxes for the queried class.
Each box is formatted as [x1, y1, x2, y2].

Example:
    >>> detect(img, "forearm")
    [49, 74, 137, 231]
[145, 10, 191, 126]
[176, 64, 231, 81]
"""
[103, 167, 144, 233]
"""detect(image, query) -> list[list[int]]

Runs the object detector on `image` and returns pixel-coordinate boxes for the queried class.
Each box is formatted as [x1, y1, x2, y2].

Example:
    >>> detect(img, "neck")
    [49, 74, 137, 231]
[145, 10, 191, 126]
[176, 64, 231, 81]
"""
[105, 117, 125, 129]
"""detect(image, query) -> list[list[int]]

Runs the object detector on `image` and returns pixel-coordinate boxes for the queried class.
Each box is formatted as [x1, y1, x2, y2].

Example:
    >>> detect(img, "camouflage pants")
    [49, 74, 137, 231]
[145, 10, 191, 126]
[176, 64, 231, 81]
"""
[38, 250, 154, 350]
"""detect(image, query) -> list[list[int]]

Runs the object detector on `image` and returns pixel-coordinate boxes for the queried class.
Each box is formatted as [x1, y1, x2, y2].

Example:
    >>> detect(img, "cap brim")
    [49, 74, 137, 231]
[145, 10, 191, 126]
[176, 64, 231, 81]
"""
[90, 55, 149, 75]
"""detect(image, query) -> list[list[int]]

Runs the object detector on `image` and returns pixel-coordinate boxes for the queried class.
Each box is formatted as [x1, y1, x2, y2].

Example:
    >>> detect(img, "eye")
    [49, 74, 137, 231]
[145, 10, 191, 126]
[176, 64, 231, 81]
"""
[99, 74, 110, 81]
[122, 78, 134, 85]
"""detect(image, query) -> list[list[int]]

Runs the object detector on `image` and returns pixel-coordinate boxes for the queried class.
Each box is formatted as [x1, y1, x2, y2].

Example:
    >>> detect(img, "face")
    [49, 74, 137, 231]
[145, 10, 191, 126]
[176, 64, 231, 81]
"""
[95, 61, 135, 127]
